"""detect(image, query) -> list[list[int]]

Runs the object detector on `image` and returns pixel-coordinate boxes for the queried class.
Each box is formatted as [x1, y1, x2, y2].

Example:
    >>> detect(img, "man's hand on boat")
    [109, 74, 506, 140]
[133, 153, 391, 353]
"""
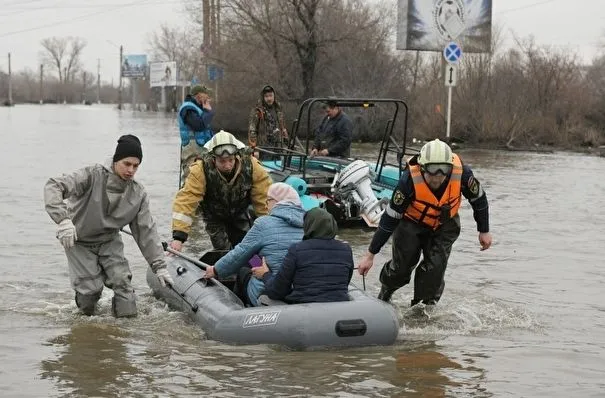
[357, 252, 375, 276]
[167, 240, 183, 254]
[309, 148, 329, 158]
[204, 265, 216, 279]
[155, 267, 174, 288]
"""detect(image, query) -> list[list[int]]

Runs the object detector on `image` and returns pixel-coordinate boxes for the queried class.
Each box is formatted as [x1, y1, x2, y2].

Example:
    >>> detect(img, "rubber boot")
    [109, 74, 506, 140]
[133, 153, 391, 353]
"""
[75, 291, 102, 316]
[111, 294, 137, 318]
[411, 298, 437, 305]
[377, 285, 397, 303]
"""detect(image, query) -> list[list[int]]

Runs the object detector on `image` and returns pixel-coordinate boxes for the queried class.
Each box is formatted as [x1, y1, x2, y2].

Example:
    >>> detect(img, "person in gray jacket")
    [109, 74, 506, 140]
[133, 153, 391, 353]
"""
[44, 134, 173, 318]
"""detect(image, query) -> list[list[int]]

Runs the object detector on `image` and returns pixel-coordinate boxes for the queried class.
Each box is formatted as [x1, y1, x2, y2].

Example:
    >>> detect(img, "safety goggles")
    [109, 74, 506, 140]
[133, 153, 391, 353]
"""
[212, 144, 237, 157]
[422, 163, 452, 176]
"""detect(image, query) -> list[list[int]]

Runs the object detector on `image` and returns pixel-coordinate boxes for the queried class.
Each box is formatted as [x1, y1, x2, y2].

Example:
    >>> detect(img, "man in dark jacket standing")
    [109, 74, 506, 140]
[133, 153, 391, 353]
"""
[310, 100, 353, 158]
[253, 207, 353, 303]
[178, 85, 215, 182]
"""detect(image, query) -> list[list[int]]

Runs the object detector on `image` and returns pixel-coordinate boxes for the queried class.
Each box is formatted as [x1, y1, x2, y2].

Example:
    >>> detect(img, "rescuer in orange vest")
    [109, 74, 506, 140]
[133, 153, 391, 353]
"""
[357, 138, 492, 306]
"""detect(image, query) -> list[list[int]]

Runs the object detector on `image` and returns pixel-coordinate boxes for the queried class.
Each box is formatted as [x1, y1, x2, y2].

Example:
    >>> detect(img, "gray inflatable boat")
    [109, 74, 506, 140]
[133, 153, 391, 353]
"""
[146, 251, 400, 349]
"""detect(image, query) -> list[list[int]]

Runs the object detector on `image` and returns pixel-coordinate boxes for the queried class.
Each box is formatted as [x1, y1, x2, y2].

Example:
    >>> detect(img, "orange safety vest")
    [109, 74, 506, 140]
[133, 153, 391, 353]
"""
[404, 154, 463, 230]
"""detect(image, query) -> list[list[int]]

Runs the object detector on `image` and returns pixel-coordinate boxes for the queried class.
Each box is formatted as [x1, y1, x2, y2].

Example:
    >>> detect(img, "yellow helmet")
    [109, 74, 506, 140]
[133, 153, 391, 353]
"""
[203, 130, 246, 156]
[418, 139, 453, 166]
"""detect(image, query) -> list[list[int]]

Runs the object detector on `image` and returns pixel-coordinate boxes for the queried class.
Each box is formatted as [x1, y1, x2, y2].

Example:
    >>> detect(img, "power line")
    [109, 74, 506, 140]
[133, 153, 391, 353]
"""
[3, 0, 181, 9]
[498, 0, 562, 15]
[0, 0, 182, 18]
[0, 0, 169, 34]
[0, 0, 44, 7]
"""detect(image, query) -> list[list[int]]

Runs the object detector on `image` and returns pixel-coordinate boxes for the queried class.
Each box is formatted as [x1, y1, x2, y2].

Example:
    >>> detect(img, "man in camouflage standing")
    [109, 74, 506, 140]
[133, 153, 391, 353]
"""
[248, 85, 288, 150]
[169, 130, 272, 252]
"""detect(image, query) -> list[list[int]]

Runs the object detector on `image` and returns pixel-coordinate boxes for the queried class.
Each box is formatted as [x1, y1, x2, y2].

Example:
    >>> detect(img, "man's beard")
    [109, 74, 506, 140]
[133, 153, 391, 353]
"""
[220, 168, 235, 180]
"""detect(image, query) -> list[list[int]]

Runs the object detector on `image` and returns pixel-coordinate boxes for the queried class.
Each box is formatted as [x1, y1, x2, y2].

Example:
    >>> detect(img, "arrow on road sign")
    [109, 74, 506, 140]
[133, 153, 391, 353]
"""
[445, 64, 457, 87]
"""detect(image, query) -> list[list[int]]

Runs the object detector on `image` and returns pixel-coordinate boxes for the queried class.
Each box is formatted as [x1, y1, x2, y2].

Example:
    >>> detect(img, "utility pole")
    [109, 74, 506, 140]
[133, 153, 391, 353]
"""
[131, 78, 137, 111]
[82, 71, 87, 103]
[8, 53, 13, 106]
[97, 58, 101, 104]
[63, 67, 68, 104]
[39, 64, 44, 104]
[118, 45, 123, 110]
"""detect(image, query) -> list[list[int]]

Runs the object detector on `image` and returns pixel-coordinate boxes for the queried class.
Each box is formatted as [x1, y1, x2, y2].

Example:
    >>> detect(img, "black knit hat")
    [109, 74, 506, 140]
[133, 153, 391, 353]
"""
[113, 134, 143, 163]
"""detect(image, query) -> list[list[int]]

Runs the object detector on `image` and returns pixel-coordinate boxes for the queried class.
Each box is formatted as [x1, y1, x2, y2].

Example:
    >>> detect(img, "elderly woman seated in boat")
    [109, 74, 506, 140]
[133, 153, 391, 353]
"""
[204, 182, 305, 306]
[252, 207, 354, 304]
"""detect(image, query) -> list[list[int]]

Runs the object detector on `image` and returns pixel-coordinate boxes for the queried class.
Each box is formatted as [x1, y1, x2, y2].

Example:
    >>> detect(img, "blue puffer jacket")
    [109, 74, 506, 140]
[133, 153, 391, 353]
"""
[214, 203, 305, 306]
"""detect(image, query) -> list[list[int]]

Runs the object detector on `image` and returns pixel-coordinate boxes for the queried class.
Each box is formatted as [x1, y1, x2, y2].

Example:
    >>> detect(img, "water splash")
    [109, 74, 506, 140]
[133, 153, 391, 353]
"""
[397, 293, 541, 339]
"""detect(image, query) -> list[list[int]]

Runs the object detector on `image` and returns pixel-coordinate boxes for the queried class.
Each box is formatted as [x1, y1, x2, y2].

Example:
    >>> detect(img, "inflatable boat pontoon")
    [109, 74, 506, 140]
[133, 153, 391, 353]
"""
[146, 250, 400, 350]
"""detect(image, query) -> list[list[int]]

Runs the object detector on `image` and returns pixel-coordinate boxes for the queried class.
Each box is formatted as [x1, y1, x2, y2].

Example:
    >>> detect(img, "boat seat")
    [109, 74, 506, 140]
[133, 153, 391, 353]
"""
[199, 250, 229, 266]
[258, 295, 288, 306]
[305, 183, 334, 191]
[268, 169, 291, 183]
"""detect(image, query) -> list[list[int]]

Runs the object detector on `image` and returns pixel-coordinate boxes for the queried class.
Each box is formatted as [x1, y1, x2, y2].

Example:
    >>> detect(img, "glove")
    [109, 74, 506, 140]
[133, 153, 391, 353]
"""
[155, 268, 174, 288]
[56, 219, 77, 249]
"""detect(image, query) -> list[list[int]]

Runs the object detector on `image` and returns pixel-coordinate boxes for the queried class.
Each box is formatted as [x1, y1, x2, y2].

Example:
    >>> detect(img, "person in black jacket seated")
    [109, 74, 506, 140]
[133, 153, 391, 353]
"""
[252, 207, 354, 303]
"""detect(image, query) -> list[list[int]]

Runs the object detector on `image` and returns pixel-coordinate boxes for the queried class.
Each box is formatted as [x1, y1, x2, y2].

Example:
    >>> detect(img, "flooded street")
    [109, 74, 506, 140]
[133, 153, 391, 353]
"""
[1, 105, 604, 397]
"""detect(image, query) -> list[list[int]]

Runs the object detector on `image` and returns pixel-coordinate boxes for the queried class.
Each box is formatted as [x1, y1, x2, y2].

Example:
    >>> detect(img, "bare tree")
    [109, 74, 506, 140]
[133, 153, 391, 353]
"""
[39, 37, 86, 83]
[222, 0, 380, 99]
[147, 24, 204, 81]
[141, 0, 604, 147]
[64, 37, 86, 82]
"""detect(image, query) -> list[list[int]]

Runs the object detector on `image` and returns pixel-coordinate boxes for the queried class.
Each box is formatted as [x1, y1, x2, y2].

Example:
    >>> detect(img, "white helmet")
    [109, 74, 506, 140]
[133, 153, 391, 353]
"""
[418, 139, 453, 166]
[204, 130, 246, 156]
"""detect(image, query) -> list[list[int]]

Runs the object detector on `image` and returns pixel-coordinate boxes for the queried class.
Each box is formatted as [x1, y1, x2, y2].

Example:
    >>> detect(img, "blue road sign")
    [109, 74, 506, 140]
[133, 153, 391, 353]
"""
[191, 77, 199, 86]
[207, 65, 224, 81]
[443, 42, 463, 64]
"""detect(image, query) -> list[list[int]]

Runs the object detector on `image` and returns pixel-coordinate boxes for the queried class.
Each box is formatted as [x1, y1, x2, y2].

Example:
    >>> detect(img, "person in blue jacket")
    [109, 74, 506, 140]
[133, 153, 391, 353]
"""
[253, 207, 353, 303]
[204, 182, 305, 306]
[178, 85, 215, 181]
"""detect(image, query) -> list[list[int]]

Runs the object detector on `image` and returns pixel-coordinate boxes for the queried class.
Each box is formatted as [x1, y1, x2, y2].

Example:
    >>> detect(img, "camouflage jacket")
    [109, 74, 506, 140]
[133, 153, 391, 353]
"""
[248, 100, 287, 148]
[172, 152, 272, 242]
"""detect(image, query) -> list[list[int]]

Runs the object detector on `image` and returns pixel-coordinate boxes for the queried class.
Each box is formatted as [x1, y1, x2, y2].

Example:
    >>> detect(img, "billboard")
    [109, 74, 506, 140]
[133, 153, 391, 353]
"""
[121, 54, 147, 78]
[149, 61, 177, 87]
[396, 0, 492, 53]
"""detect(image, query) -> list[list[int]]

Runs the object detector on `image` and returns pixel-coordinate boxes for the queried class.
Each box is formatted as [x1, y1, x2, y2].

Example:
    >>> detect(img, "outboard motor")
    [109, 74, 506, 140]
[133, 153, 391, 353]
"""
[332, 160, 385, 227]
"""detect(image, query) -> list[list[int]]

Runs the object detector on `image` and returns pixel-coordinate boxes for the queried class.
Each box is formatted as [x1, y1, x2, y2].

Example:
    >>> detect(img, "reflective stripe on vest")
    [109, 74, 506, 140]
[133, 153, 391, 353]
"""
[404, 154, 462, 230]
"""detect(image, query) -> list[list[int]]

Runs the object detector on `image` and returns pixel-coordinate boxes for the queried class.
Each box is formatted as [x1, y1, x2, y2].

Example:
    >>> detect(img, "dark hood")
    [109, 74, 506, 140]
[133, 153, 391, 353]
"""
[259, 85, 280, 109]
[303, 207, 338, 240]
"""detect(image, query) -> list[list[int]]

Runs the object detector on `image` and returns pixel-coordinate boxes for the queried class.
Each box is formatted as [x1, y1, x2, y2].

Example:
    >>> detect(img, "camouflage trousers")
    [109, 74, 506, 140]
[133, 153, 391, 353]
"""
[203, 212, 252, 251]
[379, 214, 461, 304]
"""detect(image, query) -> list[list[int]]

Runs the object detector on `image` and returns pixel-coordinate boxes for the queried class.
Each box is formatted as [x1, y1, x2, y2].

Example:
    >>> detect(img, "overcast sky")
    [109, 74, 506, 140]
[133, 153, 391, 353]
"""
[0, 0, 602, 84]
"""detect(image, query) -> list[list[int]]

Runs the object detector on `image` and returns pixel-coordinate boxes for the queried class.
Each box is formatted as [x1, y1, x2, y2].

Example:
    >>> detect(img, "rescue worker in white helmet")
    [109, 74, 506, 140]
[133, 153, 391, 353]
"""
[357, 138, 492, 306]
[169, 130, 272, 252]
